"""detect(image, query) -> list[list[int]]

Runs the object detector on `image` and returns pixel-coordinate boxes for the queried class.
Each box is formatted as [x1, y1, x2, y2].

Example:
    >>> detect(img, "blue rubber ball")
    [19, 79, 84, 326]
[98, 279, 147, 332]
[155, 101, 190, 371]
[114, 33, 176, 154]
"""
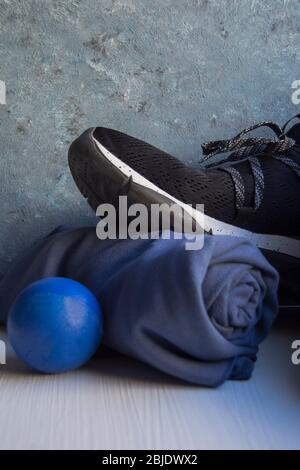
[7, 277, 103, 373]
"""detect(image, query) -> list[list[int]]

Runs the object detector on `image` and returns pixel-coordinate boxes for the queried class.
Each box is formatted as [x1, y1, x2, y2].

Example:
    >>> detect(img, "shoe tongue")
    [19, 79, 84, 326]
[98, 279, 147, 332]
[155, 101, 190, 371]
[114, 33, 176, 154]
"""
[286, 123, 300, 145]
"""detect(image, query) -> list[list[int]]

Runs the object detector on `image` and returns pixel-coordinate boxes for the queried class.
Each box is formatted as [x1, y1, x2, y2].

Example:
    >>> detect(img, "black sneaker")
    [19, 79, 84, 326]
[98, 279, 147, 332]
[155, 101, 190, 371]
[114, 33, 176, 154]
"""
[68, 117, 300, 260]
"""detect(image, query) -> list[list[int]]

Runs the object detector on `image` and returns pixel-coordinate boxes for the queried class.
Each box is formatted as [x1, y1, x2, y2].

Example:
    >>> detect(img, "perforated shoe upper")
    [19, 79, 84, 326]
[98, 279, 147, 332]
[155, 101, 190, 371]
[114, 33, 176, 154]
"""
[93, 126, 300, 237]
[94, 127, 236, 223]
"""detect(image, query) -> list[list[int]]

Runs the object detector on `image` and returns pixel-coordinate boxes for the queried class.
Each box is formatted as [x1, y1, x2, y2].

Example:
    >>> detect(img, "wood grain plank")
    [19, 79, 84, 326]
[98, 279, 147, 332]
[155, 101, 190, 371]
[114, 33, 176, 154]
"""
[0, 323, 299, 450]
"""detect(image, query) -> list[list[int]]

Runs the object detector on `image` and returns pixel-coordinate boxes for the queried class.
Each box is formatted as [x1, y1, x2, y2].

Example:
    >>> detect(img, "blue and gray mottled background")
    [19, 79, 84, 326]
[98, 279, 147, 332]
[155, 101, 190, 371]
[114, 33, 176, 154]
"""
[0, 0, 299, 272]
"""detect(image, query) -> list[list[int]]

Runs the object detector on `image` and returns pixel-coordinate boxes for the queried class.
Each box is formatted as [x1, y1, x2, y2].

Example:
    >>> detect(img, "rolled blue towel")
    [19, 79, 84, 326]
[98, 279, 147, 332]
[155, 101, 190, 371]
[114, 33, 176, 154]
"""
[0, 227, 278, 386]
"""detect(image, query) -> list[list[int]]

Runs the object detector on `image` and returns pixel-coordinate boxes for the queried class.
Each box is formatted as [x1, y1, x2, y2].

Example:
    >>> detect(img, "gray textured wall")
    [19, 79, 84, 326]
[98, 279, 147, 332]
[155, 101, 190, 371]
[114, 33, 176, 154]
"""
[0, 0, 299, 272]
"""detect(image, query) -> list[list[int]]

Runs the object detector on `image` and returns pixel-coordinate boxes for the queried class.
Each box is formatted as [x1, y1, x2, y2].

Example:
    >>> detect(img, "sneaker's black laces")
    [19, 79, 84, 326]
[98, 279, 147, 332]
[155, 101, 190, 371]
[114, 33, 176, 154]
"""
[201, 120, 300, 211]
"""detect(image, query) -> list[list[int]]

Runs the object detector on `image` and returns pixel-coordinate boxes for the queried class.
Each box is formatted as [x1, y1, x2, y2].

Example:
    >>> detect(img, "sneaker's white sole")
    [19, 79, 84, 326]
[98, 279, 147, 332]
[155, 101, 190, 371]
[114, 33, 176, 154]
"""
[94, 138, 300, 259]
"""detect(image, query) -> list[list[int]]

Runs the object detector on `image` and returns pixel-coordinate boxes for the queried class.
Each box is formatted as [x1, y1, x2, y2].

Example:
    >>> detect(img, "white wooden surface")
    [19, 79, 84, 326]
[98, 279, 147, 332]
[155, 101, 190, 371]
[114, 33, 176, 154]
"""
[0, 317, 300, 450]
